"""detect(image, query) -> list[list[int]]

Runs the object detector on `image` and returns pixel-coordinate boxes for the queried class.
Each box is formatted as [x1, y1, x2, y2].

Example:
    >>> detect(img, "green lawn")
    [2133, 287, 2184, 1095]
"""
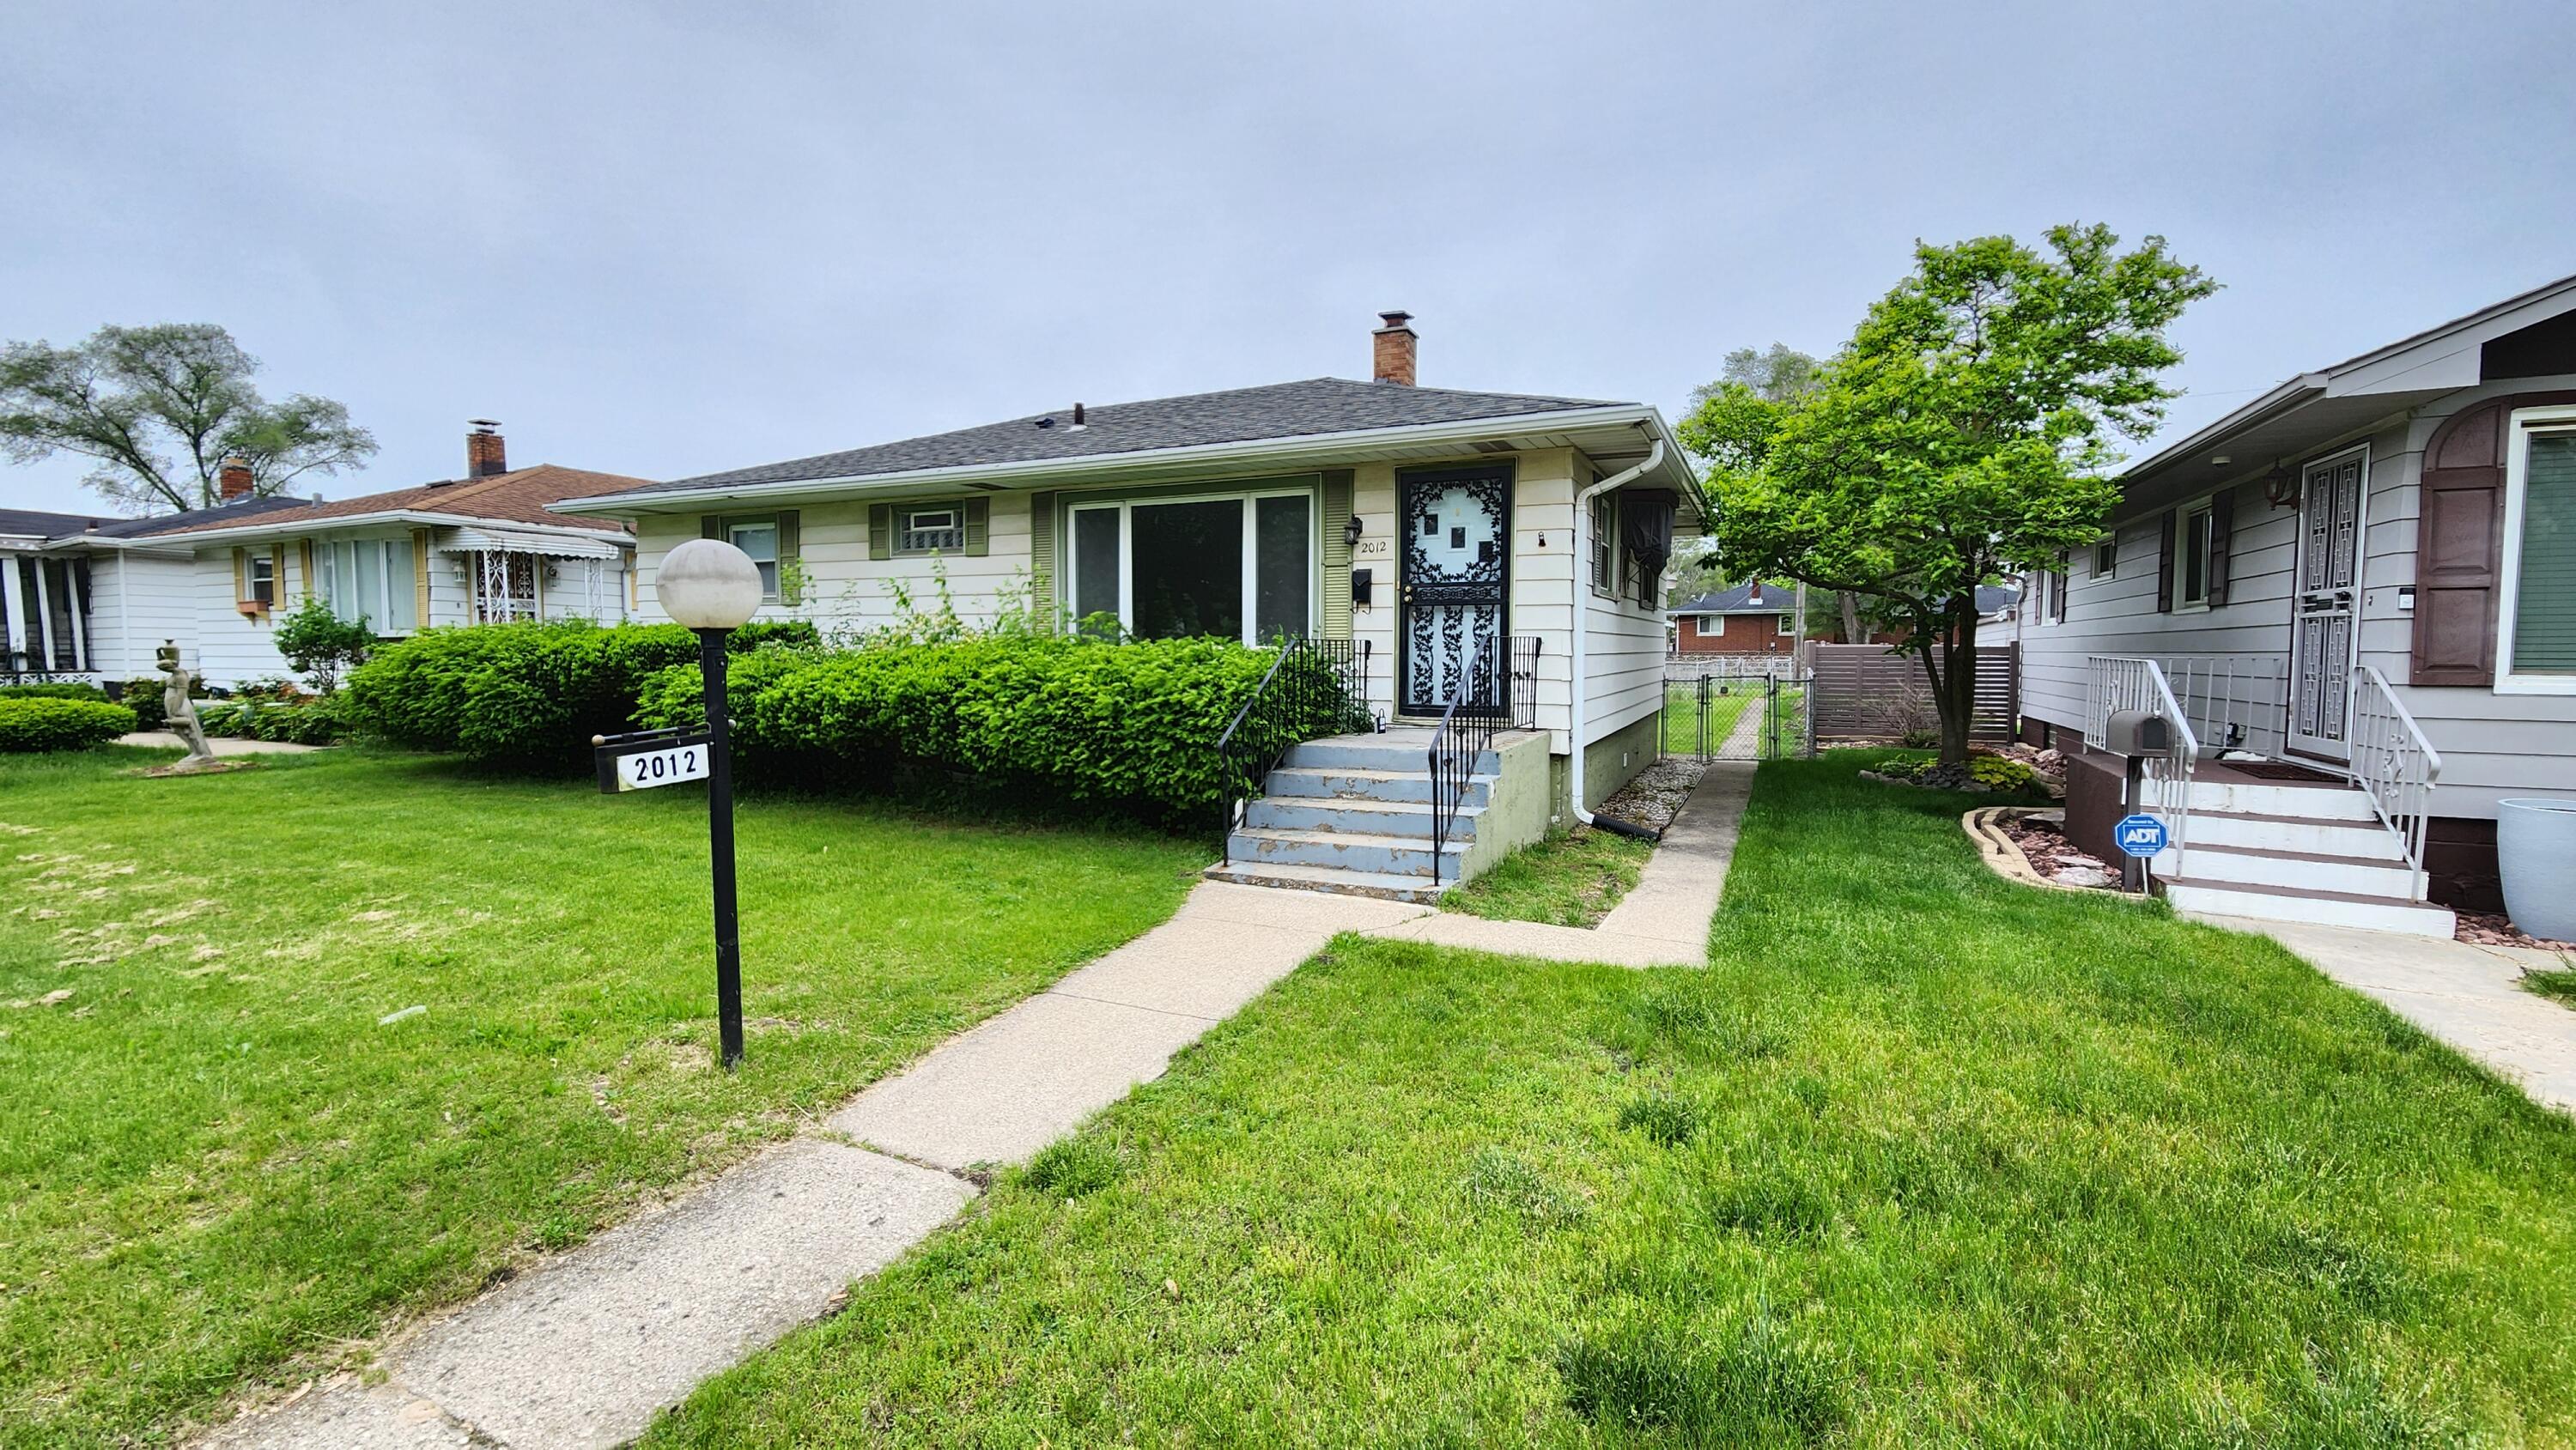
[0, 745, 1204, 1447]
[645, 753, 2576, 1447]
[1444, 827, 1654, 927]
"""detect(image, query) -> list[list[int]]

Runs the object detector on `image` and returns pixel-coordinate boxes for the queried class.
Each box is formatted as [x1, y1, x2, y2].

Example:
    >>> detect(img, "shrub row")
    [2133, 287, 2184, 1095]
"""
[343, 620, 818, 765]
[110, 680, 169, 731]
[633, 636, 1352, 826]
[0, 698, 138, 753]
[0, 681, 109, 703]
[198, 697, 346, 746]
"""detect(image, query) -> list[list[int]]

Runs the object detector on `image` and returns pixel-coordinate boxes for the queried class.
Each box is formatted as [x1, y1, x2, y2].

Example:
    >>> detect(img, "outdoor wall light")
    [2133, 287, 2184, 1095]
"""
[1344, 514, 1364, 547]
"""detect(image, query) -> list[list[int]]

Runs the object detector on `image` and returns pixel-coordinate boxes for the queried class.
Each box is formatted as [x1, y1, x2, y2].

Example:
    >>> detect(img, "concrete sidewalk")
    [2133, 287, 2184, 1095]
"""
[202, 771, 1754, 1448]
[2191, 912, 2576, 1113]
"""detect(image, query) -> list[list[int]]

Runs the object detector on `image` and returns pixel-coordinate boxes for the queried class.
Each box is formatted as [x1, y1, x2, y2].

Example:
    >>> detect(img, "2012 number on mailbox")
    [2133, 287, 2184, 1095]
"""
[616, 743, 708, 791]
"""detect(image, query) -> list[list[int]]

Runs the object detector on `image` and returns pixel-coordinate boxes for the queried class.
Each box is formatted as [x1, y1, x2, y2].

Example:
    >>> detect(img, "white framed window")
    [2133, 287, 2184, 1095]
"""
[726, 519, 781, 600]
[2173, 501, 2215, 610]
[1694, 614, 1722, 639]
[2499, 405, 2576, 694]
[319, 537, 419, 633]
[1064, 486, 1316, 645]
[1777, 612, 1795, 635]
[242, 550, 276, 608]
[2095, 538, 2118, 578]
[896, 506, 963, 555]
[1589, 495, 1616, 598]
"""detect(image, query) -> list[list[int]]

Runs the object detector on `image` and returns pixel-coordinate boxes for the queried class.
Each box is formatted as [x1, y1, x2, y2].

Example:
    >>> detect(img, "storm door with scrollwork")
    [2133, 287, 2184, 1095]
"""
[1398, 464, 1511, 715]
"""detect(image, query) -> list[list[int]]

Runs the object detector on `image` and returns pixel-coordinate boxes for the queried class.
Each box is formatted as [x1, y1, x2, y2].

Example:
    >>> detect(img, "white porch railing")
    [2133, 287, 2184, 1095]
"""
[2087, 656, 2200, 882]
[2349, 665, 2441, 897]
[2159, 654, 2287, 758]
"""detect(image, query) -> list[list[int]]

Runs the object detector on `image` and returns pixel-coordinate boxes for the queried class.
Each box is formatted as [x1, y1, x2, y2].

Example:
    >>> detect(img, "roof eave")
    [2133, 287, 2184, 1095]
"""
[551, 404, 1698, 516]
[140, 508, 631, 546]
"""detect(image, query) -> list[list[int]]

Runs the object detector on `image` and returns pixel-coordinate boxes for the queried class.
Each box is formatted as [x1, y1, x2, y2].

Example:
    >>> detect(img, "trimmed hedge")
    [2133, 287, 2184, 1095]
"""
[0, 682, 109, 703]
[343, 620, 820, 764]
[0, 698, 138, 753]
[633, 636, 1356, 826]
[199, 696, 347, 746]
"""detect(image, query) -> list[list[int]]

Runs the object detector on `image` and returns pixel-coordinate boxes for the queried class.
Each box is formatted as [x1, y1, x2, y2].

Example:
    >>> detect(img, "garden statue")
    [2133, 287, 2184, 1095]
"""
[157, 639, 220, 770]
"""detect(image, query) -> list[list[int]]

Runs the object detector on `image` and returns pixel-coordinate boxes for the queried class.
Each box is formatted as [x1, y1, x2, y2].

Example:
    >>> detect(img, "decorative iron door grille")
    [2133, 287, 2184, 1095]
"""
[2289, 452, 2365, 760]
[1397, 464, 1510, 716]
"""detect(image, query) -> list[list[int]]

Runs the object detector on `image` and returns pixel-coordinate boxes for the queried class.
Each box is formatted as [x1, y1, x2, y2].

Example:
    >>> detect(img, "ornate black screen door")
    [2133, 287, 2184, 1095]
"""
[1398, 464, 1511, 716]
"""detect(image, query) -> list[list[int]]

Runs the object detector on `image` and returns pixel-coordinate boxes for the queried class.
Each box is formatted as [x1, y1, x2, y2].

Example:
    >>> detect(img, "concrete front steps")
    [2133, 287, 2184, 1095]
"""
[2151, 772, 2456, 938]
[1205, 734, 1497, 904]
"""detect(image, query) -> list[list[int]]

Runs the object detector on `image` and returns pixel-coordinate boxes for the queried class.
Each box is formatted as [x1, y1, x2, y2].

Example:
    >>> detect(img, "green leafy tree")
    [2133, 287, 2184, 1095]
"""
[1680, 343, 1865, 639]
[1702, 224, 2216, 764]
[0, 324, 378, 514]
[272, 598, 376, 694]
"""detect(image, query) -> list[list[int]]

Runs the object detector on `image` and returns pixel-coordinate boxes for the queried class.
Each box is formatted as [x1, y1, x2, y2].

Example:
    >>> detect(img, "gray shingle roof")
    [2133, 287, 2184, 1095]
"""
[638, 377, 1625, 494]
[0, 507, 114, 539]
[88, 496, 313, 539]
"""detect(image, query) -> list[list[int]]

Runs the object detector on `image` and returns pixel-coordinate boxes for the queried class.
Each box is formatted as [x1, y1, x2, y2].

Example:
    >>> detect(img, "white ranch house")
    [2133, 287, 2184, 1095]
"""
[561, 314, 1705, 890]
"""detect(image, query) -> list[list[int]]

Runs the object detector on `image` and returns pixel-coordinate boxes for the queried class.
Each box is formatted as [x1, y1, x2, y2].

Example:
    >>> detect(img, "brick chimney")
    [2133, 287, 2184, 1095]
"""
[1372, 311, 1417, 385]
[217, 457, 254, 501]
[465, 420, 507, 478]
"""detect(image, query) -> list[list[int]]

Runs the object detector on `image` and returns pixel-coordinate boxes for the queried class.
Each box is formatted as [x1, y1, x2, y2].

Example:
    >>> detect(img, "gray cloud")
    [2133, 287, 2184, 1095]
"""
[6, 0, 2570, 513]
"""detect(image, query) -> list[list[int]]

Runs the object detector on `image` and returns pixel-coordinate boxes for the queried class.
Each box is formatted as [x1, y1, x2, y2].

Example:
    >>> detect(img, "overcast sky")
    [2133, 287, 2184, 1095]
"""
[6, 0, 2572, 516]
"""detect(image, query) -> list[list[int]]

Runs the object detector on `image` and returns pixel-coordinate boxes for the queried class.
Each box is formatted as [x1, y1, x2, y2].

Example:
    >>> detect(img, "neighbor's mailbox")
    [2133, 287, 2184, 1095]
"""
[594, 726, 715, 793]
[2102, 708, 2174, 757]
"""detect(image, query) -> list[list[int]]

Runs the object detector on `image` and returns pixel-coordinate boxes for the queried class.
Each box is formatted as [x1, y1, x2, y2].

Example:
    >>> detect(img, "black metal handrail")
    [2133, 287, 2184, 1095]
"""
[1217, 637, 1370, 864]
[1428, 634, 1538, 883]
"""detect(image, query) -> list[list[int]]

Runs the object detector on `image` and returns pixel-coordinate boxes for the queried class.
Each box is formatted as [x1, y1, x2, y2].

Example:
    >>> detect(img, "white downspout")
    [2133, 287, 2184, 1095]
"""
[1568, 437, 1666, 828]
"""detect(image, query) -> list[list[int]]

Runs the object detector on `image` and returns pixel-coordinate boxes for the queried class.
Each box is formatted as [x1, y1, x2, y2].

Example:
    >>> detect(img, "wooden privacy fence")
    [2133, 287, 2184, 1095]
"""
[1807, 641, 2020, 743]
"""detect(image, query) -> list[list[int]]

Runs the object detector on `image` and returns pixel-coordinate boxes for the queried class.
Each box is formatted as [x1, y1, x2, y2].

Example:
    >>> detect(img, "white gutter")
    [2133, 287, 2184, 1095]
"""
[1567, 436, 1665, 828]
[551, 403, 1694, 515]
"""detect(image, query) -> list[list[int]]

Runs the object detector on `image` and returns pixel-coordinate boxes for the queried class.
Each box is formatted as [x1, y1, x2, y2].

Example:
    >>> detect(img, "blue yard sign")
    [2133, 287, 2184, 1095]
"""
[2114, 813, 2170, 858]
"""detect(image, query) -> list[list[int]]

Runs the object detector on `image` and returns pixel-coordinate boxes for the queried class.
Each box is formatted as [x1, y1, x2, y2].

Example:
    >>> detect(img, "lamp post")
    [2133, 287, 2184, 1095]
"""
[656, 538, 764, 1069]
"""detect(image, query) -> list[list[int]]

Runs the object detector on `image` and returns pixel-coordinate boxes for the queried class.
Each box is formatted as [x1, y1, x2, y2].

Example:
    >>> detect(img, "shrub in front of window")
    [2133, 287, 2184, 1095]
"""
[272, 597, 378, 694]
[632, 635, 1352, 827]
[343, 619, 821, 765]
[0, 698, 138, 752]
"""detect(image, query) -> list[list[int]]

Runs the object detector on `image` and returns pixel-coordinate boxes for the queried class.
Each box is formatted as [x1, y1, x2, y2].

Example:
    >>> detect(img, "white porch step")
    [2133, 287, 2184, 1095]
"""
[2159, 841, 2421, 899]
[1202, 859, 1452, 905]
[2183, 810, 2410, 862]
[2179, 779, 2379, 822]
[2161, 878, 2457, 938]
[1265, 765, 1492, 807]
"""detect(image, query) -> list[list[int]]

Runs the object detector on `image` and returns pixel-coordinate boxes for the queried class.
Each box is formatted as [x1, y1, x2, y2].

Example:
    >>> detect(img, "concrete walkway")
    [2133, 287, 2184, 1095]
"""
[2190, 912, 2576, 1113]
[1714, 695, 1770, 761]
[118, 731, 322, 755]
[203, 771, 1754, 1449]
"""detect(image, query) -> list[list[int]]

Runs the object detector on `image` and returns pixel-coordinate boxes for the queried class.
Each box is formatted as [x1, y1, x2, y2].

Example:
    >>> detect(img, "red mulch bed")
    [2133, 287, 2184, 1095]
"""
[2457, 910, 2576, 954]
[1996, 812, 2121, 891]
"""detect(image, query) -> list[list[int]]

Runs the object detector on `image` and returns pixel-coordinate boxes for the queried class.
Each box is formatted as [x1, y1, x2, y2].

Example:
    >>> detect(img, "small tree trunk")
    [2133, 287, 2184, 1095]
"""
[1937, 610, 1980, 767]
[1838, 591, 1862, 645]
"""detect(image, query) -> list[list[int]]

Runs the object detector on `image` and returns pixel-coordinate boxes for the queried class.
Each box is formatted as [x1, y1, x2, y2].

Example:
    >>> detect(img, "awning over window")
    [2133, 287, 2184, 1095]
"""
[434, 527, 625, 560]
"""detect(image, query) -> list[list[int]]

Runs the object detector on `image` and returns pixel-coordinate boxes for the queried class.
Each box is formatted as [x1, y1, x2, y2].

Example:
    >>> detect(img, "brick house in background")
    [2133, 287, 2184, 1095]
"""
[1668, 580, 2024, 655]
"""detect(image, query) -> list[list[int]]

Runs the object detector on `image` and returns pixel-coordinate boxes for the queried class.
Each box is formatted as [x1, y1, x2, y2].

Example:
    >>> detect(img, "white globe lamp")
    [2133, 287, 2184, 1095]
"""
[659, 537, 763, 631]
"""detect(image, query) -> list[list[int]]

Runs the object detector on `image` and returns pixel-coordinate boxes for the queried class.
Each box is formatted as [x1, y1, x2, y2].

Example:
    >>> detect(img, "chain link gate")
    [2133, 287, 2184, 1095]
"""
[1663, 657, 1809, 762]
[1759, 667, 1816, 761]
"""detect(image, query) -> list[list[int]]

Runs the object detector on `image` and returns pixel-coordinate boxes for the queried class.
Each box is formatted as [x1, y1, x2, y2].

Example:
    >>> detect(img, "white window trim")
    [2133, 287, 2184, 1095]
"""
[320, 536, 420, 635]
[2497, 403, 2576, 695]
[2171, 497, 2216, 615]
[1698, 613, 1722, 638]
[893, 505, 963, 557]
[1062, 485, 1319, 646]
[722, 517, 784, 602]
[1588, 495, 1617, 598]
[2095, 537, 2118, 579]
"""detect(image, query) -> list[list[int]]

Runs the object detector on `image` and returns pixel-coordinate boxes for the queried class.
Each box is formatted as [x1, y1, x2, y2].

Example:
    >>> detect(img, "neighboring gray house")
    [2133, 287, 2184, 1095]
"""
[2022, 272, 2576, 932]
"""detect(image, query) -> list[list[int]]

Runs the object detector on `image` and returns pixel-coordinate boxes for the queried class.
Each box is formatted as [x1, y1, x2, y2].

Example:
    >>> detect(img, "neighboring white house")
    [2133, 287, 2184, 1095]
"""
[556, 313, 1706, 814]
[2021, 271, 2576, 917]
[7, 425, 644, 688]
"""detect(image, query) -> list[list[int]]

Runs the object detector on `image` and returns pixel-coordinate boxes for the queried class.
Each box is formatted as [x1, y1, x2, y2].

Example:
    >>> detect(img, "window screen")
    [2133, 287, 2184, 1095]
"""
[2513, 431, 2576, 674]
[1072, 507, 1121, 628]
[1254, 494, 1310, 643]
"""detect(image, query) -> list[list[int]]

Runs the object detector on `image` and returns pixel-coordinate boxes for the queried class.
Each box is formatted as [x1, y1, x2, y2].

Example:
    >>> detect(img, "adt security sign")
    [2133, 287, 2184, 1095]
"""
[2114, 813, 2170, 858]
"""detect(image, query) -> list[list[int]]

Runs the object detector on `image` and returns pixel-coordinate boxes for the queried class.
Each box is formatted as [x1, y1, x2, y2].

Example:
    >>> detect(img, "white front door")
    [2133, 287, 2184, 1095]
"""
[2287, 449, 2366, 761]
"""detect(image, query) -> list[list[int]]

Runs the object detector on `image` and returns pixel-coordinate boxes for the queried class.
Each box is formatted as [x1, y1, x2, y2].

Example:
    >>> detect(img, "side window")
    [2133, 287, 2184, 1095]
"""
[1589, 495, 1615, 597]
[2095, 539, 2117, 578]
[2175, 503, 2214, 608]
[898, 506, 963, 555]
[725, 519, 781, 600]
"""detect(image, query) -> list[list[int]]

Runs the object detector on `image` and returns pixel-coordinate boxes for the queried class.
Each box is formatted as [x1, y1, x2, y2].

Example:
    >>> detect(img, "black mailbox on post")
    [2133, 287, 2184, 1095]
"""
[2103, 709, 2173, 757]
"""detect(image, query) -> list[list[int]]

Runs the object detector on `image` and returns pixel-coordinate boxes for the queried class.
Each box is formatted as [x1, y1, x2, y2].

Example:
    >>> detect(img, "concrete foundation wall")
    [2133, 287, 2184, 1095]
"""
[1460, 731, 1555, 881]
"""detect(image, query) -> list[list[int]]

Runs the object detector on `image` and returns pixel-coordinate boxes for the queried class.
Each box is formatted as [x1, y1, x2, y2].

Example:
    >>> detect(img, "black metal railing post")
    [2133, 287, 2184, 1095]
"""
[1214, 636, 1367, 865]
[1427, 634, 1532, 884]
